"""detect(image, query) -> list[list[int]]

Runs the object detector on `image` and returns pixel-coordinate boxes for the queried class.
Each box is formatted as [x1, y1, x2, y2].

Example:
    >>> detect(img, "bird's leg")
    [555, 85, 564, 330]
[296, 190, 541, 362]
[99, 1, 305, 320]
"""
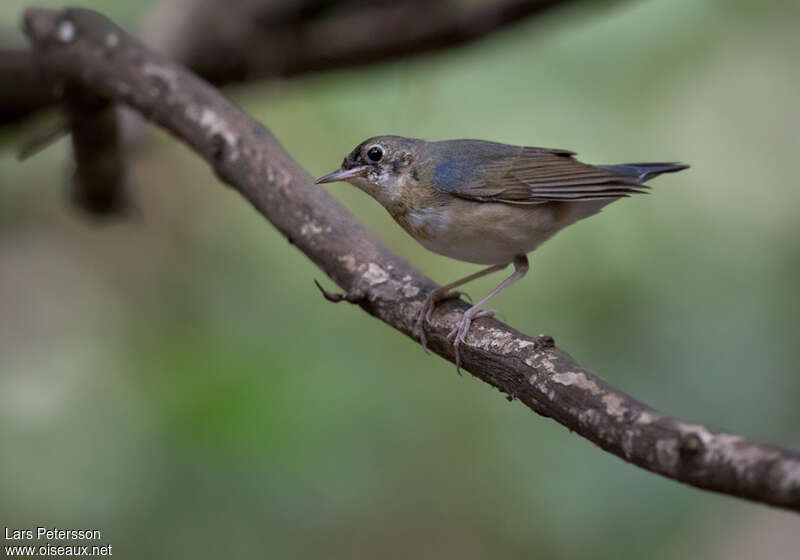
[415, 263, 508, 353]
[447, 255, 530, 371]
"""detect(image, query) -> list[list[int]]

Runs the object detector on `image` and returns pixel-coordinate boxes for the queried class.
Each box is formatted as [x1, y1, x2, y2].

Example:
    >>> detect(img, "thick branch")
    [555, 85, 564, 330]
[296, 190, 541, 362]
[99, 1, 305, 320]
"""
[23, 8, 800, 512]
[142, 0, 574, 84]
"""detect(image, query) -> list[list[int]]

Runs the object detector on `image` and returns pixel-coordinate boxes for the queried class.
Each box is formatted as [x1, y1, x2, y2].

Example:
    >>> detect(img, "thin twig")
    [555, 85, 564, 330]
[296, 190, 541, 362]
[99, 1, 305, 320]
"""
[17, 118, 69, 161]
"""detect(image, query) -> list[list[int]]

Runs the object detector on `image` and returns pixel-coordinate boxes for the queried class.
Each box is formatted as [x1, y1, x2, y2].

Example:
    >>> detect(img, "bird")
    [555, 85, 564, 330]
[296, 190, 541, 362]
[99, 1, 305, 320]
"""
[316, 136, 688, 369]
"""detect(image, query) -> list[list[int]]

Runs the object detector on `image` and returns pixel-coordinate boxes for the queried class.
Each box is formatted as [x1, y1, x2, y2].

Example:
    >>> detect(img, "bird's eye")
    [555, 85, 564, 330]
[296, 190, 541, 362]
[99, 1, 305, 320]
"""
[367, 146, 383, 162]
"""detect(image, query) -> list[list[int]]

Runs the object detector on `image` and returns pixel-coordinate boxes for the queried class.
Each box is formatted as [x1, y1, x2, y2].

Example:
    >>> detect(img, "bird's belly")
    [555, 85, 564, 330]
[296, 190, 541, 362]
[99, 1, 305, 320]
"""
[399, 200, 574, 265]
[420, 232, 539, 265]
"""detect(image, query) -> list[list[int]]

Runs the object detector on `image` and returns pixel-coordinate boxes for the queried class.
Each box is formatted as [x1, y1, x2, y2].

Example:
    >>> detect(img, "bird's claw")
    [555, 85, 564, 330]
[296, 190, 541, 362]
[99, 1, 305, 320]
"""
[446, 309, 495, 372]
[413, 286, 494, 372]
[425, 290, 468, 322]
[414, 289, 470, 353]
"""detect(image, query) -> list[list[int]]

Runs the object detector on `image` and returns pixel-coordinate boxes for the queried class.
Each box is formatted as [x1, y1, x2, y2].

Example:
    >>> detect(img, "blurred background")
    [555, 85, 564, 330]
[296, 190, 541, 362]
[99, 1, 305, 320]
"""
[1, 0, 799, 558]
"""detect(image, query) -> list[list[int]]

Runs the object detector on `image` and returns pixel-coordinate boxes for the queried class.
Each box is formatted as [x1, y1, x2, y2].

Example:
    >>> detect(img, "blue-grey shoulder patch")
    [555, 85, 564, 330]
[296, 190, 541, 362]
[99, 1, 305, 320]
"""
[433, 158, 475, 193]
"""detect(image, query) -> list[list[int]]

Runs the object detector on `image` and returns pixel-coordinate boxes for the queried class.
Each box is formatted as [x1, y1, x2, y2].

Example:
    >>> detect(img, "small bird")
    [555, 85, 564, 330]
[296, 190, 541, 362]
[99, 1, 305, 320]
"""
[316, 136, 687, 368]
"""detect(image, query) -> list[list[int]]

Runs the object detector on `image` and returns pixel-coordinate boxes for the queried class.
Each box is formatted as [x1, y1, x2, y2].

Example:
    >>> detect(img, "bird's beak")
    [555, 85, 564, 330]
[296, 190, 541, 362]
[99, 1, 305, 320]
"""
[315, 166, 369, 184]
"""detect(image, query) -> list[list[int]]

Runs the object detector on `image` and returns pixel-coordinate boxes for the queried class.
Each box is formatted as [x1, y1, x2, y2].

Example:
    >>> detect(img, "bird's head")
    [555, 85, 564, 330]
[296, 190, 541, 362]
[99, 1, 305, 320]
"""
[316, 135, 424, 207]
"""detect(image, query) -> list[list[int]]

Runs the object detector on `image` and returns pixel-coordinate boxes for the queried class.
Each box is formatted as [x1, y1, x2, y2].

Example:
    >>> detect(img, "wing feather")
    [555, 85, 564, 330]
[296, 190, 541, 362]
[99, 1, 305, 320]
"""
[431, 143, 653, 204]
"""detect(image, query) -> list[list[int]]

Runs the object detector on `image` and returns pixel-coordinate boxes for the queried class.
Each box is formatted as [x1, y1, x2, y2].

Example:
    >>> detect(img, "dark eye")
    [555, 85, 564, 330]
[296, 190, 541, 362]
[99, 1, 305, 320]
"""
[367, 146, 383, 162]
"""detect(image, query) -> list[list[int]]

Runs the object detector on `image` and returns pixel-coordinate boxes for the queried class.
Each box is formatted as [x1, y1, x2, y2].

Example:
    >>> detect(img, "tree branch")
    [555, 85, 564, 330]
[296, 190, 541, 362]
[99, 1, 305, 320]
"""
[141, 0, 575, 84]
[63, 84, 128, 216]
[22, 7, 800, 512]
[0, 47, 57, 125]
[3, 0, 577, 124]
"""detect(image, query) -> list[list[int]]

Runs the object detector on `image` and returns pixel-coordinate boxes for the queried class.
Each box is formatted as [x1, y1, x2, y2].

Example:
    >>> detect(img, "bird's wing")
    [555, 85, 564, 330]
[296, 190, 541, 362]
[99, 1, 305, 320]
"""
[434, 146, 648, 205]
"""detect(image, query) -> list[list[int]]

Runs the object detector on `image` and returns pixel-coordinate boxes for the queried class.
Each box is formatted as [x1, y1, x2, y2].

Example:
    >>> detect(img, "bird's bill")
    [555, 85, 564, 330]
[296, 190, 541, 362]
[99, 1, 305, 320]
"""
[314, 166, 369, 184]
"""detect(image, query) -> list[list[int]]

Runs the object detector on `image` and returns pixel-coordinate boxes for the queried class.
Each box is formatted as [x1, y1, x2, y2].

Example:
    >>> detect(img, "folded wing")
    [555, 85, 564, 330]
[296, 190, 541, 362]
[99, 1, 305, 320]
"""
[433, 144, 686, 205]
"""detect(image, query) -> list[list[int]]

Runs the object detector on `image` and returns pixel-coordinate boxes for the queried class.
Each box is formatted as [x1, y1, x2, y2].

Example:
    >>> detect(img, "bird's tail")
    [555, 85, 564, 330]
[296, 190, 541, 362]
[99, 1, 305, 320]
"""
[596, 162, 689, 183]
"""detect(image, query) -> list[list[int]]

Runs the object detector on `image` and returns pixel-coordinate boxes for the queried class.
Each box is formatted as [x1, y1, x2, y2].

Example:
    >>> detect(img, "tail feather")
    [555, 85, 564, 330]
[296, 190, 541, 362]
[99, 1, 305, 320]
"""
[596, 162, 689, 183]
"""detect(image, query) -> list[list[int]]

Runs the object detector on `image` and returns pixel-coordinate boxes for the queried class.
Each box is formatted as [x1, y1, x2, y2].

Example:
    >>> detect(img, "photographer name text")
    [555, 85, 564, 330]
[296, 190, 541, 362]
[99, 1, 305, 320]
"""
[5, 527, 102, 541]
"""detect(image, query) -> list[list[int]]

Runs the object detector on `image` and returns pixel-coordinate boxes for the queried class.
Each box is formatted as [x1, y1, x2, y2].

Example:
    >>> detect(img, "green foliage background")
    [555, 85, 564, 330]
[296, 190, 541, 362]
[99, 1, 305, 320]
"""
[1, 0, 799, 557]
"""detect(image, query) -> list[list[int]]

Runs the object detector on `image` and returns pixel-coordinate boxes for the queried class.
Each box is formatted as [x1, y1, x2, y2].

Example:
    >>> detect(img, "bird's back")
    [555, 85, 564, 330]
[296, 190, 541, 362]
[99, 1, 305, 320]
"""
[421, 138, 687, 205]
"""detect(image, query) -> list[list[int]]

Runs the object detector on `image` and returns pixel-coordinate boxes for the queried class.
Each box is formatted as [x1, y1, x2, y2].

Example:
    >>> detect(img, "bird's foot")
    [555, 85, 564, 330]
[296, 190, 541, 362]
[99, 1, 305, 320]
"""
[414, 289, 469, 353]
[446, 308, 495, 372]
